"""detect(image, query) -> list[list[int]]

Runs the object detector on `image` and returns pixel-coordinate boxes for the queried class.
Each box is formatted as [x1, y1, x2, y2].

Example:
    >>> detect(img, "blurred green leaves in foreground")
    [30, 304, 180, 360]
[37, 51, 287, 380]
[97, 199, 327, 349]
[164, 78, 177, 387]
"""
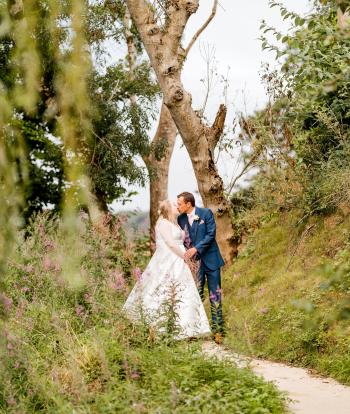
[0, 0, 159, 286]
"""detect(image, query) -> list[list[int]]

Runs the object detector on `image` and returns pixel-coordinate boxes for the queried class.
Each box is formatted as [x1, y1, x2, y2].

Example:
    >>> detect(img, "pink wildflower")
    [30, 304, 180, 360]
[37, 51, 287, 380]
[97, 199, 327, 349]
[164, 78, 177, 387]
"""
[79, 211, 89, 221]
[6, 396, 16, 406]
[111, 278, 126, 292]
[132, 267, 142, 282]
[53, 262, 61, 272]
[25, 264, 34, 273]
[42, 255, 53, 271]
[109, 270, 127, 293]
[43, 238, 55, 251]
[15, 299, 26, 318]
[84, 293, 91, 302]
[130, 370, 140, 380]
[0, 293, 13, 312]
[75, 305, 85, 317]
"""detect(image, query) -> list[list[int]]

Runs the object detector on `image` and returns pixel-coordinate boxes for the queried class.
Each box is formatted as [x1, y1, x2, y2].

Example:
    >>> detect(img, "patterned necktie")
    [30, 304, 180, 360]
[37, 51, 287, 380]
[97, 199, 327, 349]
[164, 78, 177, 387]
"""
[183, 224, 192, 249]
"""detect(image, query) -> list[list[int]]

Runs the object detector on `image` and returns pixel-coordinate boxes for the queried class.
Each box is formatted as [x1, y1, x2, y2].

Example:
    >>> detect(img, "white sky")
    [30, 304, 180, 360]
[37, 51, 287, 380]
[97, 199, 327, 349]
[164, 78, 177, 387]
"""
[112, 0, 312, 212]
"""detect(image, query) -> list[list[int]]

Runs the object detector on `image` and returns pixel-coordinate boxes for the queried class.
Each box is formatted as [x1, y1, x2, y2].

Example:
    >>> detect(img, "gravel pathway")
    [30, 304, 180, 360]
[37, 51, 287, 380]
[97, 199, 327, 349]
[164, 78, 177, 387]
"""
[202, 341, 350, 414]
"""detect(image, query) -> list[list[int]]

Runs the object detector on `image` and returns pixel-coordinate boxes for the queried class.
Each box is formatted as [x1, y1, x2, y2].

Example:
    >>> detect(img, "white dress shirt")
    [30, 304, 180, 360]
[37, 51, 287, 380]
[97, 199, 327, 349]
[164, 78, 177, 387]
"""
[187, 208, 196, 226]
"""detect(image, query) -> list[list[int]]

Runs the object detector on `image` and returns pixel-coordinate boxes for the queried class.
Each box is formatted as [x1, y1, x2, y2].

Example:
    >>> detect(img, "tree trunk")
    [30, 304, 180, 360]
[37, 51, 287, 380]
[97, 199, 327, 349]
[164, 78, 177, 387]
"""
[93, 187, 109, 213]
[123, 9, 177, 252]
[143, 104, 177, 251]
[126, 0, 237, 263]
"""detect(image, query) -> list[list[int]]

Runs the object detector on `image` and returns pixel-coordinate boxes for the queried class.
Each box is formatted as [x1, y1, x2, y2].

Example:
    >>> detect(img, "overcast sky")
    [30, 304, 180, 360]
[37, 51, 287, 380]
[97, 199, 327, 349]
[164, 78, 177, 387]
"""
[112, 0, 312, 212]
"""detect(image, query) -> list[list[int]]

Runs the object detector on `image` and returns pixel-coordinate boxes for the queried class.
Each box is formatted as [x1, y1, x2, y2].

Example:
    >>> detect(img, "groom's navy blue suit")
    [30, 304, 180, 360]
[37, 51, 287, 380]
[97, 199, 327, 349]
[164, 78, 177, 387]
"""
[178, 206, 225, 332]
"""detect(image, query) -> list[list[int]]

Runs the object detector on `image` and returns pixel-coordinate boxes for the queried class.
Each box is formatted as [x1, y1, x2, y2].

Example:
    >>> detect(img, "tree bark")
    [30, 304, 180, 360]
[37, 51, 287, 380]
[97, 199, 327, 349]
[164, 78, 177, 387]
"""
[123, 8, 177, 252]
[143, 104, 177, 251]
[93, 187, 109, 213]
[125, 0, 237, 262]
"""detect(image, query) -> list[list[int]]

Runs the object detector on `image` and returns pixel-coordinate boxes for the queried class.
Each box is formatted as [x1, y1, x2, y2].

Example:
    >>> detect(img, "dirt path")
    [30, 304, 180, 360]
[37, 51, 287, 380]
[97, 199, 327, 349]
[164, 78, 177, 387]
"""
[202, 341, 350, 414]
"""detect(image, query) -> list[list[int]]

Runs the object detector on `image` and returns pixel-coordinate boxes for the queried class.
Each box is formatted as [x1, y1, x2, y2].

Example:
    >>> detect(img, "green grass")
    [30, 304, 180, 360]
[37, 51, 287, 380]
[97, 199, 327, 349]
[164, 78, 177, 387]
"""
[0, 213, 287, 413]
[224, 209, 350, 384]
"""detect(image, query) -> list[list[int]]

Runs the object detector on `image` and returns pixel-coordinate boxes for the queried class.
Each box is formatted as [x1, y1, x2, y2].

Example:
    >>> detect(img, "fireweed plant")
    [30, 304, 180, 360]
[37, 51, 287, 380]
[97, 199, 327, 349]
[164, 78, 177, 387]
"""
[0, 212, 288, 413]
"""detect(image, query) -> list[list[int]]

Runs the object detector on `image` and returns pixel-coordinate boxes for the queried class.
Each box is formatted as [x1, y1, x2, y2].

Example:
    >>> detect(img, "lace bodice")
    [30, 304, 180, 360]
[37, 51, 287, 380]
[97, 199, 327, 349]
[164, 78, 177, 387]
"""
[155, 218, 185, 258]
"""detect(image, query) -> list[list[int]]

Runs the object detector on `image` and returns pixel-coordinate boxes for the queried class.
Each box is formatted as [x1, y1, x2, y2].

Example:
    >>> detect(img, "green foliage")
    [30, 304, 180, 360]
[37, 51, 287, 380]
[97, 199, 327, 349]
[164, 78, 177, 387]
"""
[0, 0, 159, 221]
[224, 210, 350, 384]
[88, 63, 159, 209]
[19, 119, 64, 221]
[230, 0, 350, 370]
[236, 1, 350, 226]
[0, 214, 287, 413]
[279, 7, 350, 166]
[132, 232, 152, 270]
[85, 1, 160, 210]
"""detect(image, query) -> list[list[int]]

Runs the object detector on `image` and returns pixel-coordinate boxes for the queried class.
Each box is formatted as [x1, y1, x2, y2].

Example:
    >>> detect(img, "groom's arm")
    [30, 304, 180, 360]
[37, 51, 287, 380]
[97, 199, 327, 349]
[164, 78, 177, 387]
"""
[194, 209, 216, 255]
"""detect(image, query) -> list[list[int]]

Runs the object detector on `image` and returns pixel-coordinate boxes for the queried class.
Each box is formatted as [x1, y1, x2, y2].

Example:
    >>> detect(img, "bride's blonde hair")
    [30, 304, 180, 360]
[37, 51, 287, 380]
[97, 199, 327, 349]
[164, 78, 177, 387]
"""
[158, 199, 176, 223]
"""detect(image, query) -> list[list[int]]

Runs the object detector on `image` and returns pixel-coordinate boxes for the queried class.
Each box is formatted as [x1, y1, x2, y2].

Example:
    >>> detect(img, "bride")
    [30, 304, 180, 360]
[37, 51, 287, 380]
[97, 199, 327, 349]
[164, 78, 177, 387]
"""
[122, 200, 211, 340]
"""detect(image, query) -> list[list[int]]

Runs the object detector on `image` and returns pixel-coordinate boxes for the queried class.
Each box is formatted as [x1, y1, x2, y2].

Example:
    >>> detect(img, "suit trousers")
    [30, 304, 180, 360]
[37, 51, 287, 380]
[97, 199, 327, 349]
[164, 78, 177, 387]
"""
[198, 261, 224, 332]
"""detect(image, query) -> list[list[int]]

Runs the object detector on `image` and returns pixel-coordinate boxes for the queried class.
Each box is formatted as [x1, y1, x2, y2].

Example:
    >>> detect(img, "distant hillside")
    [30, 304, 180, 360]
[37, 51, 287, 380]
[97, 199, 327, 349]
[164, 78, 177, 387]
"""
[119, 210, 150, 237]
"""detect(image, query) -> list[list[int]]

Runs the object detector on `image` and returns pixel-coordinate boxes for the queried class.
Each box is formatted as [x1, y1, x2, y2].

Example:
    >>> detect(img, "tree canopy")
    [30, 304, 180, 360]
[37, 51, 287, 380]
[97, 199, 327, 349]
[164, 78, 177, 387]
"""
[0, 0, 159, 220]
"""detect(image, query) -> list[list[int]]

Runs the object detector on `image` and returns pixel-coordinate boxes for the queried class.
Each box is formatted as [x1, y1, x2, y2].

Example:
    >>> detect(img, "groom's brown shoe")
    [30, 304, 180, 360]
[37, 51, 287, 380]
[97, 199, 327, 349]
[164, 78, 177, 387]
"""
[213, 332, 224, 345]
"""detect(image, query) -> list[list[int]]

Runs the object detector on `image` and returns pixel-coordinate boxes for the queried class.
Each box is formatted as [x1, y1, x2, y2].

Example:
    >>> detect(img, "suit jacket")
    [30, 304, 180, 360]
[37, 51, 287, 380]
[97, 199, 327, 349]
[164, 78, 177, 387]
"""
[178, 206, 224, 271]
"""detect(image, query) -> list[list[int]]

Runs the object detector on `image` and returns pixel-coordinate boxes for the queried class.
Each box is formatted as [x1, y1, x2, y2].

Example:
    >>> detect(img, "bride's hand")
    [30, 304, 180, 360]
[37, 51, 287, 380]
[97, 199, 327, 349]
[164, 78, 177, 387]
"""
[184, 247, 197, 261]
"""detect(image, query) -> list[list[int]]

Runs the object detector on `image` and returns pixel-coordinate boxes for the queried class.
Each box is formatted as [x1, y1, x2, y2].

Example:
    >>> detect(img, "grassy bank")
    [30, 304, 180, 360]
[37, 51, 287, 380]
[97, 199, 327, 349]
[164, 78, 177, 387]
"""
[0, 213, 287, 413]
[224, 208, 350, 384]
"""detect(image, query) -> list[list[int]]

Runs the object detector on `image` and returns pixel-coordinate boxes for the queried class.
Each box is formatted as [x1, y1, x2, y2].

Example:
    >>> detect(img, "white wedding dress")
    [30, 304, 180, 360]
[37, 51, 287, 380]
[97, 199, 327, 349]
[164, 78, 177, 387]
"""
[122, 218, 211, 339]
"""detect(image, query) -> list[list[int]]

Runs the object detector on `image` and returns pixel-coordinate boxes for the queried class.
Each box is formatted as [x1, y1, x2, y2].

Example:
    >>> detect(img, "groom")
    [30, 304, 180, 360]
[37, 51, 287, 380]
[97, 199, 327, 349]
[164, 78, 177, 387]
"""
[177, 192, 225, 340]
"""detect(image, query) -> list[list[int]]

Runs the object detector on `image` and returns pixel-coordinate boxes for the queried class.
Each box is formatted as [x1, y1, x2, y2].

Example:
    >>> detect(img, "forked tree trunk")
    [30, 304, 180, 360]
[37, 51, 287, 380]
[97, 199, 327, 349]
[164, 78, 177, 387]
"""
[126, 0, 237, 262]
[144, 104, 177, 251]
[123, 10, 177, 252]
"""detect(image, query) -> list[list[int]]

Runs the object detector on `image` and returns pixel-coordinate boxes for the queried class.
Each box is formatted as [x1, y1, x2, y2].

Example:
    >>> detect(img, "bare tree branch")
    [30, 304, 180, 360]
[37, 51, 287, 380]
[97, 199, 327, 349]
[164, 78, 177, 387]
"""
[184, 0, 218, 57]
[198, 44, 217, 116]
[122, 8, 138, 105]
[107, 80, 121, 105]
[226, 155, 257, 195]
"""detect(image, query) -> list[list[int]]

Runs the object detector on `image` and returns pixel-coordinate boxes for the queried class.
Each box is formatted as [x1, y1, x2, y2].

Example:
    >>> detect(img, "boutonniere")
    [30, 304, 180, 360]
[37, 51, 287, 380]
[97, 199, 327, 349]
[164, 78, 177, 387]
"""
[193, 215, 200, 222]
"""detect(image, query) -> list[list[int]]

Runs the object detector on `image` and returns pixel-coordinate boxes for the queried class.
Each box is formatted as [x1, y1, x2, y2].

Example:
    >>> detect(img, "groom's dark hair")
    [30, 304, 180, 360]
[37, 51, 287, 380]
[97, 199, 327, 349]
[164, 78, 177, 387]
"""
[177, 192, 195, 206]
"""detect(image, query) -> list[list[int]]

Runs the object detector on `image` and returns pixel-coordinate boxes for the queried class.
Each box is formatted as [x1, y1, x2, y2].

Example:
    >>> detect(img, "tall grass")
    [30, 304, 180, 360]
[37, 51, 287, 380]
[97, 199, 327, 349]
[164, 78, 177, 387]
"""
[0, 213, 287, 413]
[225, 208, 350, 384]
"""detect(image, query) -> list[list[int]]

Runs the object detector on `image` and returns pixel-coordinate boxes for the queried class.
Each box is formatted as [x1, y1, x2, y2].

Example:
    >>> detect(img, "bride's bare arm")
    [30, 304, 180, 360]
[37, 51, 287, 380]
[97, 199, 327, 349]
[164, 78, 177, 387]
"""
[157, 220, 184, 259]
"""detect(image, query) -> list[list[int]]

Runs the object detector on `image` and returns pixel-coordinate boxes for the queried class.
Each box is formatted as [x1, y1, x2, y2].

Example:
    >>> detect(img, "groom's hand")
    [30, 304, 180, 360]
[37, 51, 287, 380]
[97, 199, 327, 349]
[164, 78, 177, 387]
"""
[184, 247, 197, 260]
